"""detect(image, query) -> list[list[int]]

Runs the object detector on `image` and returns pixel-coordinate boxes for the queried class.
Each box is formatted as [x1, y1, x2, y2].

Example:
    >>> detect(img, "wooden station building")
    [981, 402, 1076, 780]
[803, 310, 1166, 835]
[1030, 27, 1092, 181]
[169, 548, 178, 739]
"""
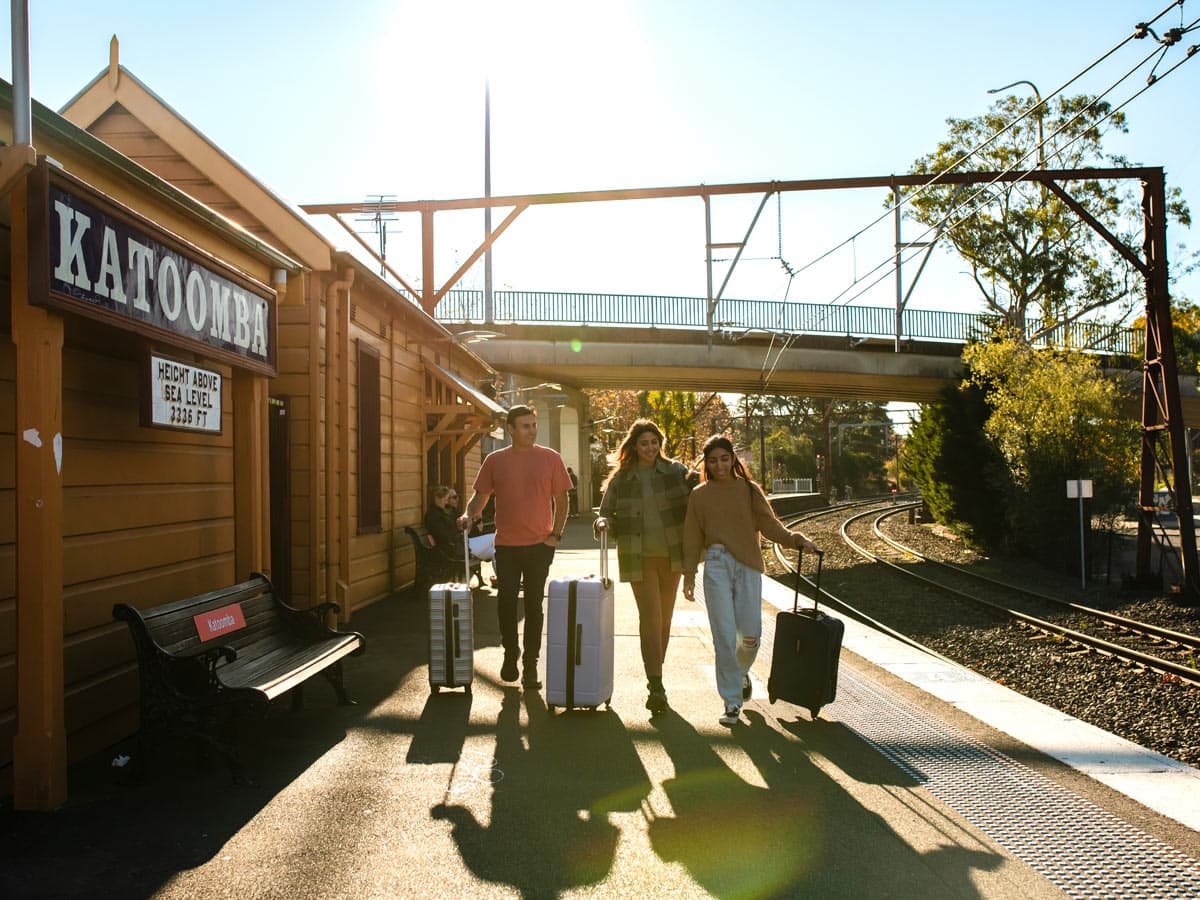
[1, 44, 502, 809]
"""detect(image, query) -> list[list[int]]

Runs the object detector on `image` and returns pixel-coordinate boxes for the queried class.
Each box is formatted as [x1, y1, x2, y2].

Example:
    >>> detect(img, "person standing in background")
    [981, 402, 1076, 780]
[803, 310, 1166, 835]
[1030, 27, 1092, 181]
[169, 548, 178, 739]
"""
[567, 466, 580, 517]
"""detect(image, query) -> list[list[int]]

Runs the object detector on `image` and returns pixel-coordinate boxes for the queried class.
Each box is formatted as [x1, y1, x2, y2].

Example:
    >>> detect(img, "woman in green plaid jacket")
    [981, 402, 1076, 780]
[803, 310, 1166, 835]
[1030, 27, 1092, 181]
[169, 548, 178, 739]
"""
[595, 419, 696, 715]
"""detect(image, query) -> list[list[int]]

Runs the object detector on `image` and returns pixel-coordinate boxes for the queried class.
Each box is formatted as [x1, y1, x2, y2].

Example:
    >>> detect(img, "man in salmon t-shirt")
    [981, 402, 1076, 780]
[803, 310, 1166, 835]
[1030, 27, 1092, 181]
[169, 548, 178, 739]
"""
[459, 405, 572, 688]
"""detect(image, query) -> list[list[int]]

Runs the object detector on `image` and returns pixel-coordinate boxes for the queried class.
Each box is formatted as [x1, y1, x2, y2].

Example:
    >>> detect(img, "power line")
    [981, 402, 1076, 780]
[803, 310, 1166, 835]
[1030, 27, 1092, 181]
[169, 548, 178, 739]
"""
[782, 1, 1190, 287]
[808, 15, 1198, 323]
[744, 4, 1197, 381]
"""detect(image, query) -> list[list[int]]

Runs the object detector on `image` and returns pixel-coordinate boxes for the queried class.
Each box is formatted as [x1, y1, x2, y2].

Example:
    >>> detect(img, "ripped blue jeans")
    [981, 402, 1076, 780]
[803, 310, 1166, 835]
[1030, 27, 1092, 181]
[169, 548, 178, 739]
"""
[702, 544, 763, 708]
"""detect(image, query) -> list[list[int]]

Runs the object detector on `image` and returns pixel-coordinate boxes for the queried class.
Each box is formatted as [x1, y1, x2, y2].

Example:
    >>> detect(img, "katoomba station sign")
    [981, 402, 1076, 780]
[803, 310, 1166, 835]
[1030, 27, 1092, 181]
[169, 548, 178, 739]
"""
[26, 160, 277, 378]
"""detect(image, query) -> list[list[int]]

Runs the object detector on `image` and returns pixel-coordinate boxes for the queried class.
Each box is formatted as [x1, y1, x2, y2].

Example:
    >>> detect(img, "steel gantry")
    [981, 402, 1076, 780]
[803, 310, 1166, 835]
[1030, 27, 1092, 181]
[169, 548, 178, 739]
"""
[303, 165, 1197, 601]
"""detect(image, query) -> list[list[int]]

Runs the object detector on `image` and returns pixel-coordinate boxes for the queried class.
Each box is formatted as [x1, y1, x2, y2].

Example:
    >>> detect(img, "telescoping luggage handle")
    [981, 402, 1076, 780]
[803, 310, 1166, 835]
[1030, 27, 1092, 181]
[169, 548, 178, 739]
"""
[462, 528, 471, 587]
[793, 546, 824, 614]
[599, 528, 610, 586]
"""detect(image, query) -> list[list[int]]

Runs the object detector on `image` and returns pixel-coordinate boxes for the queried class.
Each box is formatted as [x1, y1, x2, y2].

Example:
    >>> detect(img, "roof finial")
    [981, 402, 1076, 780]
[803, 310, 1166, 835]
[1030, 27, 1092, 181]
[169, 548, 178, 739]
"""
[108, 35, 120, 89]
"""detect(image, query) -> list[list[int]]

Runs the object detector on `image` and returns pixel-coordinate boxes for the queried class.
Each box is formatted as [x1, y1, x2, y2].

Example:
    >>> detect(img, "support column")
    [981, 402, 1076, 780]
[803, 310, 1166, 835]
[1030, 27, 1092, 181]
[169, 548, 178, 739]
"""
[421, 208, 435, 315]
[547, 402, 562, 452]
[11, 173, 67, 810]
[337, 271, 352, 622]
[1136, 170, 1198, 602]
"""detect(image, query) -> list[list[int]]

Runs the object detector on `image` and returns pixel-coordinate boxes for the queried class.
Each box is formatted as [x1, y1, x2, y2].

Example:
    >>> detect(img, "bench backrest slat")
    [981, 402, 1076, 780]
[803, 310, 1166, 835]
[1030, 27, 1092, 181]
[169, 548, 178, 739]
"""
[135, 576, 299, 659]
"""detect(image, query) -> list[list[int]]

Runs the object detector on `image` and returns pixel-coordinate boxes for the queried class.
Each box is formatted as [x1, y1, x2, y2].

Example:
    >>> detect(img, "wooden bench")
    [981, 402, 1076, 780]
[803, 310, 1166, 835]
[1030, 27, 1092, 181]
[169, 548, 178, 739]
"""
[112, 573, 365, 780]
[405, 524, 484, 591]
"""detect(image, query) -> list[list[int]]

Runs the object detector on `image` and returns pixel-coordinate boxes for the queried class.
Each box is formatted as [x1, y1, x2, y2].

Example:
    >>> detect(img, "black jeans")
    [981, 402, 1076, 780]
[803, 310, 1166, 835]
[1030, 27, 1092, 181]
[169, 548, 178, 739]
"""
[493, 542, 555, 664]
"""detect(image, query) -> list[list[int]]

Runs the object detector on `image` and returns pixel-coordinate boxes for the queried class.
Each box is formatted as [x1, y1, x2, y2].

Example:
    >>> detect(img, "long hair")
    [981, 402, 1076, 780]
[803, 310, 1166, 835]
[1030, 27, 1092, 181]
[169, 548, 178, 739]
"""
[615, 419, 667, 471]
[602, 419, 667, 490]
[700, 434, 754, 484]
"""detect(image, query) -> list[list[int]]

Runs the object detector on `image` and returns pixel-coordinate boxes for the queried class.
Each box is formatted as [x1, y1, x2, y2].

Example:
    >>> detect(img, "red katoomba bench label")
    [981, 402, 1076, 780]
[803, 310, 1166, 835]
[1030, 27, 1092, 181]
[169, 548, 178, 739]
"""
[193, 603, 247, 642]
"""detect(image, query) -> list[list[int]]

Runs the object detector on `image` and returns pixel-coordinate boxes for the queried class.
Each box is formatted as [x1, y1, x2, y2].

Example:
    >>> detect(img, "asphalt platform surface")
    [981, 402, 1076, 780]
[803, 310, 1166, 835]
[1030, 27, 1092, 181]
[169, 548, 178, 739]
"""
[0, 517, 1125, 898]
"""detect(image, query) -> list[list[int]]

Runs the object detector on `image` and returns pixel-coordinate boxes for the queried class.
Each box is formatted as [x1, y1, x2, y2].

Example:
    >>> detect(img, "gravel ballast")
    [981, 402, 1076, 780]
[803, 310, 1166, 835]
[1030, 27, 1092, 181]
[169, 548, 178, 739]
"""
[768, 506, 1200, 768]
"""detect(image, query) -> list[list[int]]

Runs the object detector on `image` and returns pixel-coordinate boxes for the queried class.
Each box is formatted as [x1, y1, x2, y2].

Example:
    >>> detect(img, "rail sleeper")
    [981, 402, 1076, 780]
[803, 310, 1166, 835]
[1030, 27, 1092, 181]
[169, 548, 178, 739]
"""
[113, 573, 365, 780]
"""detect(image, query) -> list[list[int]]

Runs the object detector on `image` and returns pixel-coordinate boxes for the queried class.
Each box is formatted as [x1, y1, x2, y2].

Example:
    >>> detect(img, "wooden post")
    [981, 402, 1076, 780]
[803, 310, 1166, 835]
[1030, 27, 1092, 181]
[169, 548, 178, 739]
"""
[421, 209, 435, 315]
[11, 170, 68, 810]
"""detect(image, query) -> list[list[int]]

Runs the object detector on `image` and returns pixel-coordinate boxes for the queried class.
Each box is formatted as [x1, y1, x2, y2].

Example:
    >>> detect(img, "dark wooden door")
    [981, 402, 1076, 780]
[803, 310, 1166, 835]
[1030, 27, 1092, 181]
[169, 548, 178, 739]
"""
[268, 395, 292, 605]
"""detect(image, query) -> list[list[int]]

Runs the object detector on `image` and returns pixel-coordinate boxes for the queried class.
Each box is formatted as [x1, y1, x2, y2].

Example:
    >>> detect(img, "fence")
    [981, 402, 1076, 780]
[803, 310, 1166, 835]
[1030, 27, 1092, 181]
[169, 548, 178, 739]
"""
[436, 290, 1142, 356]
[770, 478, 814, 494]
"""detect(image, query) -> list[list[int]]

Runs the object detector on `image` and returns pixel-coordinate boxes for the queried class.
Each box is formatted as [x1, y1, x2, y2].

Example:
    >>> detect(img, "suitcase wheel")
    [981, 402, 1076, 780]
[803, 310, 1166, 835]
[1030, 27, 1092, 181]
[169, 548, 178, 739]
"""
[430, 684, 440, 695]
[769, 693, 776, 704]
[464, 685, 472, 695]
[809, 706, 821, 719]
[547, 704, 556, 712]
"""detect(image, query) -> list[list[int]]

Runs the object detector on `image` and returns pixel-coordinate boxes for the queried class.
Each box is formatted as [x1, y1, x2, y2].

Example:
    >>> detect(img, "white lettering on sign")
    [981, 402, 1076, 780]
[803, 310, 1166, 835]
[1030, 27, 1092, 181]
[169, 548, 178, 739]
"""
[52, 200, 92, 291]
[192, 601, 246, 641]
[47, 180, 275, 375]
[149, 355, 222, 434]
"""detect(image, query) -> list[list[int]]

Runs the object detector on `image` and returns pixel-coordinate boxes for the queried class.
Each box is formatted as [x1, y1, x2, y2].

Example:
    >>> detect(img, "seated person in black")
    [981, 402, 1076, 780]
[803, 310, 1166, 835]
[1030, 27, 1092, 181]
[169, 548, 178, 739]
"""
[425, 485, 464, 561]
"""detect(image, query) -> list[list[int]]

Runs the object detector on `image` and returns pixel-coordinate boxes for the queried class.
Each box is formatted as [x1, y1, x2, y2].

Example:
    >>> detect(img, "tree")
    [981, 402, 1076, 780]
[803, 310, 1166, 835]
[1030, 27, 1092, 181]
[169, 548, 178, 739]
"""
[906, 383, 1012, 549]
[734, 395, 892, 494]
[907, 333, 1138, 565]
[1132, 298, 1200, 376]
[584, 388, 731, 464]
[902, 94, 1192, 342]
[971, 334, 1137, 564]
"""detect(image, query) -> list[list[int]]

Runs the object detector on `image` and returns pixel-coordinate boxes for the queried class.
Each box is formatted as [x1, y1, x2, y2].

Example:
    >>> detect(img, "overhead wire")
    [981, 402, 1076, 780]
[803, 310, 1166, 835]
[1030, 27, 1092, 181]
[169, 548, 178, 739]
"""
[753, 3, 1196, 388]
[808, 15, 1197, 328]
[781, 2, 1181, 281]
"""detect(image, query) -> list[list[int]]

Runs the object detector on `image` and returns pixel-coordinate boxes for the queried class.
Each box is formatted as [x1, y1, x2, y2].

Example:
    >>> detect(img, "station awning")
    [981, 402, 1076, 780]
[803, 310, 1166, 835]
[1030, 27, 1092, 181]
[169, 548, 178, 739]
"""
[423, 362, 506, 450]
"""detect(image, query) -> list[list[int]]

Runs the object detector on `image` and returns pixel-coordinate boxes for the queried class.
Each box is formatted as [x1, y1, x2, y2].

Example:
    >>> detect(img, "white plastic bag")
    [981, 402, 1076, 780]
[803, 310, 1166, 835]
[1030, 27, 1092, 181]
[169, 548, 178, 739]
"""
[468, 532, 496, 561]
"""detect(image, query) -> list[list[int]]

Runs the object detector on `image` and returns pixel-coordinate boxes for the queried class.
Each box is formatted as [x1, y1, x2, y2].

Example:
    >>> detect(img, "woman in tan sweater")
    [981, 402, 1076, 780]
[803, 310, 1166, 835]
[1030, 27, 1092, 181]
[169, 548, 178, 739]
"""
[683, 435, 819, 726]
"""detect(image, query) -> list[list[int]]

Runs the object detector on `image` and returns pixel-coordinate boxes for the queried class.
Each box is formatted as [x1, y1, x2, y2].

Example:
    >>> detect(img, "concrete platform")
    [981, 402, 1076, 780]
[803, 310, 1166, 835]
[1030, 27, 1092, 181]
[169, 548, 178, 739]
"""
[3, 517, 1199, 898]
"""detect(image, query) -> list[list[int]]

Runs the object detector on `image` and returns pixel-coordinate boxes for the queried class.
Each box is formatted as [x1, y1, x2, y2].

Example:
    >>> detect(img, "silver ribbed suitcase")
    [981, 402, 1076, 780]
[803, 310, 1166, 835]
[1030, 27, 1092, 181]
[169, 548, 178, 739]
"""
[545, 532, 613, 711]
[428, 531, 473, 694]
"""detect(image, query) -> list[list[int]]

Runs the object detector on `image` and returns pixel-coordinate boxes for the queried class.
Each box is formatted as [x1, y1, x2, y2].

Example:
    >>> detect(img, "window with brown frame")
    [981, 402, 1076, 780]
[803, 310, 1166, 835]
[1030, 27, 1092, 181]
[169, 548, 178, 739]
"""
[357, 341, 381, 532]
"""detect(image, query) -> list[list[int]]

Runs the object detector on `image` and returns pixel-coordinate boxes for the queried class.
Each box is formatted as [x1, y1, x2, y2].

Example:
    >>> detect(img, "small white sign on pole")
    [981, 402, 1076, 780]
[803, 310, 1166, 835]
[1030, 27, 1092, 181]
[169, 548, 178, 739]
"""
[1066, 478, 1093, 590]
[1066, 479, 1093, 499]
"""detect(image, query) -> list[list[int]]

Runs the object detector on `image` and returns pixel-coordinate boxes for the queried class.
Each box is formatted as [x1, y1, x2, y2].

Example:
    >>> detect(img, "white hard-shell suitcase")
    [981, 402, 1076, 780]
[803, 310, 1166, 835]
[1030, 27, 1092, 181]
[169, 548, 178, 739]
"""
[545, 531, 614, 711]
[428, 530, 473, 694]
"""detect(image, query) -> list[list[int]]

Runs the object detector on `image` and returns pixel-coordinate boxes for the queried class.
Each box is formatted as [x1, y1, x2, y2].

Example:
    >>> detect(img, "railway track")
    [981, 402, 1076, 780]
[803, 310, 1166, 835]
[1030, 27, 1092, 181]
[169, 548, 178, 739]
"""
[770, 499, 1200, 688]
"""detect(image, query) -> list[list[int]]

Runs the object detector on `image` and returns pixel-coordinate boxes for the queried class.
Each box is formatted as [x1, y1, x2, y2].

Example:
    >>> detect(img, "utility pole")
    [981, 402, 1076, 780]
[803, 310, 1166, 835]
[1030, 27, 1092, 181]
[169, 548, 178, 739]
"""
[483, 80, 494, 324]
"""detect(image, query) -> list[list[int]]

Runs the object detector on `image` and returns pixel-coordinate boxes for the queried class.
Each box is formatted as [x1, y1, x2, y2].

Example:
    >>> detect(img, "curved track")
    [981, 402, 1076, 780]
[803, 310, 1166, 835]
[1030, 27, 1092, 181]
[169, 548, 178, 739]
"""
[771, 499, 1200, 687]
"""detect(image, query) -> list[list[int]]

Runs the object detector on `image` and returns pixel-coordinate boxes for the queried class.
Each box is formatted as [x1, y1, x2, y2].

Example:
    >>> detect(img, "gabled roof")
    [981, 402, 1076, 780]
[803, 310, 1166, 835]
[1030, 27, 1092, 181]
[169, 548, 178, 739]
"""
[0, 78, 300, 273]
[60, 38, 332, 271]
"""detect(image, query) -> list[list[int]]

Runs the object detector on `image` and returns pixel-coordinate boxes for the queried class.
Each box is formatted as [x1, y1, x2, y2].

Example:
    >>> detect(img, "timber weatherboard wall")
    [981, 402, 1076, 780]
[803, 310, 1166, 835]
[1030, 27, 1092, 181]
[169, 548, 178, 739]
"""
[57, 50, 498, 623]
[65, 95, 495, 615]
[1, 83, 298, 807]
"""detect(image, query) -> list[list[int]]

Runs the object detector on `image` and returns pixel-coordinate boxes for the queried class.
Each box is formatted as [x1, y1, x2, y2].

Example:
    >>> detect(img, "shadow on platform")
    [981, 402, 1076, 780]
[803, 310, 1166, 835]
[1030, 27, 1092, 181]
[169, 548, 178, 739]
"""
[432, 688, 651, 897]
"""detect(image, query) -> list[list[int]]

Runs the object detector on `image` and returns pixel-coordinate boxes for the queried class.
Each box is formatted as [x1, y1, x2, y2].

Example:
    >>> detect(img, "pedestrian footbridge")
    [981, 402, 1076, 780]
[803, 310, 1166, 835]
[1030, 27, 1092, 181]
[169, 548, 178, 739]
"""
[435, 290, 1200, 415]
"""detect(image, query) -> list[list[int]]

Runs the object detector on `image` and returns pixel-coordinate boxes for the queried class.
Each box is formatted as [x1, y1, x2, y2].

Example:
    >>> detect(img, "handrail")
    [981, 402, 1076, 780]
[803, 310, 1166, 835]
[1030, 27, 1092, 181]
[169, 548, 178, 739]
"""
[434, 289, 1143, 356]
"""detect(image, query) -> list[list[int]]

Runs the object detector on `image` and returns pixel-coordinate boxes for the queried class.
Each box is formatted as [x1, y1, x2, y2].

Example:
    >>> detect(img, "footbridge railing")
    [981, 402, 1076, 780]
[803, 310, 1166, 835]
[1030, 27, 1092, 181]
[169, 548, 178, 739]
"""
[436, 290, 1142, 356]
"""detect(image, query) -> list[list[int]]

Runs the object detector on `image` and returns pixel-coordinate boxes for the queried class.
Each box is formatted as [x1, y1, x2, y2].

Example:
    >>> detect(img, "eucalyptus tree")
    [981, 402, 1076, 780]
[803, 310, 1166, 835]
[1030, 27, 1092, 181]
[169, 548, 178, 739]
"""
[901, 93, 1191, 342]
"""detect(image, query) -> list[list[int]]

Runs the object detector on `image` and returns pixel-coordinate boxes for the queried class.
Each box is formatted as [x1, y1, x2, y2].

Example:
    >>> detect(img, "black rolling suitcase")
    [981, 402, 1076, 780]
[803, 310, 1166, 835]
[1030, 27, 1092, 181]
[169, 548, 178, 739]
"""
[768, 549, 843, 719]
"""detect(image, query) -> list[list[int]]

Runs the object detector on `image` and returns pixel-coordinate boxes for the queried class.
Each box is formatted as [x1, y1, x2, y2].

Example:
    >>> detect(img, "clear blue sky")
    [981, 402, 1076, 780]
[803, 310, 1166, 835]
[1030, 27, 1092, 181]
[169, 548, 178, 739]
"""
[3, 0, 1198, 313]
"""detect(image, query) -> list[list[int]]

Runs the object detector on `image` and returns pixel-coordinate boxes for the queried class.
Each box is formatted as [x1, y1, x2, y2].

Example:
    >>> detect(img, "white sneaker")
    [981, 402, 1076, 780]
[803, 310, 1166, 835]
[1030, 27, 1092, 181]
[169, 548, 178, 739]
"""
[719, 704, 741, 727]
